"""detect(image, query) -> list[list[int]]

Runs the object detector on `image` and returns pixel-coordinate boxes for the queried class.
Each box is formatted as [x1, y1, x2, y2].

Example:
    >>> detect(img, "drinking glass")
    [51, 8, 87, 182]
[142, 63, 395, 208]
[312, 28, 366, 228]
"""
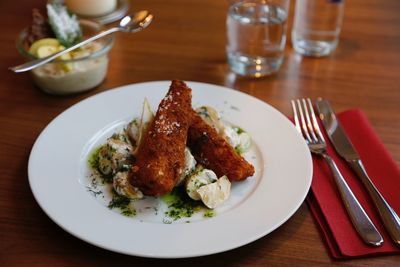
[226, 0, 290, 77]
[292, 0, 345, 57]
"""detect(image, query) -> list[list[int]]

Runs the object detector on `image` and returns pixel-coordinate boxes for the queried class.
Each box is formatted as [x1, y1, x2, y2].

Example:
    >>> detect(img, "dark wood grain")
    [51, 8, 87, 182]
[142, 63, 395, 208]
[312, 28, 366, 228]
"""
[1, 0, 399, 266]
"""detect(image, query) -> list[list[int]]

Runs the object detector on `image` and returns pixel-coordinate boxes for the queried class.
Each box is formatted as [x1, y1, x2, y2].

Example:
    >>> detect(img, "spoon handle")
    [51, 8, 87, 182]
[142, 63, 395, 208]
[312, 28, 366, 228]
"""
[9, 27, 120, 73]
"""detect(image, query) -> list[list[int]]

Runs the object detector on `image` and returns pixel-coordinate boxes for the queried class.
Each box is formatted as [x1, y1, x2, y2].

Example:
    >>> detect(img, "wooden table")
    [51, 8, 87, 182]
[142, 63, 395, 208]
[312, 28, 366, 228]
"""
[1, 0, 399, 265]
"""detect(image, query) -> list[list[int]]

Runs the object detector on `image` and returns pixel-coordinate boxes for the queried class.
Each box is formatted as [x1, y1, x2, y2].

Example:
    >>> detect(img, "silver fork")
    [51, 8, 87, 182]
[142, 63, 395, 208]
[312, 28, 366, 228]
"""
[291, 98, 384, 247]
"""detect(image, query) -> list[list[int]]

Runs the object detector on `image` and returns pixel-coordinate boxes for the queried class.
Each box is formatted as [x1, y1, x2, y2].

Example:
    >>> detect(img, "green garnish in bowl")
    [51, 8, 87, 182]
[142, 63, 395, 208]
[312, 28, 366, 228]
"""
[46, 3, 82, 47]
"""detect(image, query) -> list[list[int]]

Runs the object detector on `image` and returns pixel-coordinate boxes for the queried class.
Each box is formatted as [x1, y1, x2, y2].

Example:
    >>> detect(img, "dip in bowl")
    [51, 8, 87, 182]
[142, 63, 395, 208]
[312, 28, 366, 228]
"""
[17, 20, 114, 95]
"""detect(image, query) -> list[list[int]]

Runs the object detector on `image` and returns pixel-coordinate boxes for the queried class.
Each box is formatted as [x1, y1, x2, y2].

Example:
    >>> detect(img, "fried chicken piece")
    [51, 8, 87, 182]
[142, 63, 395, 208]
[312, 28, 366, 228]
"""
[187, 112, 255, 181]
[129, 80, 193, 196]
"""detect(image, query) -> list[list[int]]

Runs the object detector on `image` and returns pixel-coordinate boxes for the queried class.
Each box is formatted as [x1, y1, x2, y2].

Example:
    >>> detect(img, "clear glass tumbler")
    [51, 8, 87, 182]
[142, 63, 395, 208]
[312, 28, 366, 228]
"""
[292, 0, 345, 57]
[226, 0, 290, 77]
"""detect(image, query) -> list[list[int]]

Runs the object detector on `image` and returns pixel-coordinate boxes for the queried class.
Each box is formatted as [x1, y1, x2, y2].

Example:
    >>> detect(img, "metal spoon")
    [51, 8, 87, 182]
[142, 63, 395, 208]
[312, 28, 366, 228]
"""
[9, 10, 153, 73]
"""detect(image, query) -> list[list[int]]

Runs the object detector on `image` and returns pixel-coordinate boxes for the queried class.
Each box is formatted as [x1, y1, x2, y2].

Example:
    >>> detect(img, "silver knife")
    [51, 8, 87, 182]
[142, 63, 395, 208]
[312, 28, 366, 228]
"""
[316, 98, 400, 247]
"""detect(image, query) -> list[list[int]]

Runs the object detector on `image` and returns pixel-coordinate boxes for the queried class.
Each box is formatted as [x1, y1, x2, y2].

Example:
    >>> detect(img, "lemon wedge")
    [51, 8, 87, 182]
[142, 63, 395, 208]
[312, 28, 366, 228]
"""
[29, 39, 73, 72]
[36, 45, 58, 58]
[56, 45, 73, 72]
[28, 38, 60, 56]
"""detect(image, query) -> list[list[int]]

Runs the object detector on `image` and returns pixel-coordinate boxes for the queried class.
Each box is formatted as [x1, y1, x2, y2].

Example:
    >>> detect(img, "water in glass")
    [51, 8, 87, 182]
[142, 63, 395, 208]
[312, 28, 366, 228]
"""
[292, 0, 344, 57]
[227, 1, 287, 77]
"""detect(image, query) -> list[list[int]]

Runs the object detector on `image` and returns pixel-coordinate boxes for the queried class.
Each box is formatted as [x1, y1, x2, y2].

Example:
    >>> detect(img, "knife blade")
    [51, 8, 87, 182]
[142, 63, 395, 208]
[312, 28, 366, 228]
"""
[316, 98, 400, 247]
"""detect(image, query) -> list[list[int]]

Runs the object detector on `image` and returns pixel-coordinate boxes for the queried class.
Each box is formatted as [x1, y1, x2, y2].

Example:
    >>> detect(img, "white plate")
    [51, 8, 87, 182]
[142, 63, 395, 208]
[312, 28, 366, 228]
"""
[28, 81, 312, 258]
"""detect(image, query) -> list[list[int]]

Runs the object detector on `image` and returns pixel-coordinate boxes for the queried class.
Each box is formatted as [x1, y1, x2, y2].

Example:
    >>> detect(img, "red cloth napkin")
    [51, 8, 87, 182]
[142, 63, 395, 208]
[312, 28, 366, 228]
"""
[306, 109, 400, 258]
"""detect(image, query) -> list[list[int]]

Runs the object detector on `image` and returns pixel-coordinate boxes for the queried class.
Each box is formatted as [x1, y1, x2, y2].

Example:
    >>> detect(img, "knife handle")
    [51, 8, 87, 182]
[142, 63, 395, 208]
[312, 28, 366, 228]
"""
[349, 159, 400, 246]
[322, 154, 384, 246]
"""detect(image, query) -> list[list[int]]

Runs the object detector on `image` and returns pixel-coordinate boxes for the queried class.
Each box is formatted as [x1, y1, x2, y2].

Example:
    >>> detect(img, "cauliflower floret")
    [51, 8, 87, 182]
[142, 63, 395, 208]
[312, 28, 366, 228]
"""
[185, 168, 218, 200]
[97, 136, 133, 176]
[197, 175, 231, 209]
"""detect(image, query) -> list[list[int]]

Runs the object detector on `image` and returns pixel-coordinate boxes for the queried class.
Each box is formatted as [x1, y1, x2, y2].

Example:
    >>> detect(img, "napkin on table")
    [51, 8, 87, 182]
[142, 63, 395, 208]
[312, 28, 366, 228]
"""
[305, 109, 400, 258]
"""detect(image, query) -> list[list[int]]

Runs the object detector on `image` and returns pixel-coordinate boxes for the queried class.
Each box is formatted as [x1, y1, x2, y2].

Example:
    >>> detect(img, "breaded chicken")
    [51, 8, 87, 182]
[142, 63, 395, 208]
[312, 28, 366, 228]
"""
[129, 80, 193, 196]
[187, 112, 255, 181]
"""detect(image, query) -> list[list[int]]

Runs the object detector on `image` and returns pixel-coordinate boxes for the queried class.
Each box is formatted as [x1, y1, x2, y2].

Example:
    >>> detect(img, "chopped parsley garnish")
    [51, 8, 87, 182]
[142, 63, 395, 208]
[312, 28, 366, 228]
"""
[203, 210, 215, 218]
[234, 145, 242, 155]
[234, 126, 245, 134]
[88, 145, 103, 169]
[161, 187, 203, 221]
[86, 186, 103, 198]
[108, 190, 136, 217]
[46, 3, 82, 47]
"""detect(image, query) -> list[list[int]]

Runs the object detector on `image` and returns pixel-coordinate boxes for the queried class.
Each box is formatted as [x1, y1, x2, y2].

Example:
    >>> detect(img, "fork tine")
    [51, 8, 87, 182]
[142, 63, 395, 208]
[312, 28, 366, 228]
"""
[296, 99, 312, 143]
[307, 98, 325, 142]
[291, 100, 302, 134]
[302, 99, 318, 142]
